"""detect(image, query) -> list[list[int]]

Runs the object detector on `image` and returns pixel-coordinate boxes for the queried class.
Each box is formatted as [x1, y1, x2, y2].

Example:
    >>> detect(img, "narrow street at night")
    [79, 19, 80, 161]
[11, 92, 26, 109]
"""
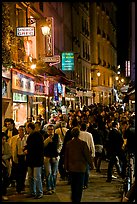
[3, 160, 123, 202]
[2, 2, 135, 203]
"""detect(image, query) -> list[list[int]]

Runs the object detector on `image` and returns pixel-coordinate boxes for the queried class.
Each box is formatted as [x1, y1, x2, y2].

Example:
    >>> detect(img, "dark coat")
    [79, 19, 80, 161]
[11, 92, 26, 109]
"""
[124, 127, 135, 154]
[25, 131, 44, 167]
[64, 138, 93, 173]
[5, 127, 18, 137]
[91, 128, 104, 145]
[107, 128, 124, 155]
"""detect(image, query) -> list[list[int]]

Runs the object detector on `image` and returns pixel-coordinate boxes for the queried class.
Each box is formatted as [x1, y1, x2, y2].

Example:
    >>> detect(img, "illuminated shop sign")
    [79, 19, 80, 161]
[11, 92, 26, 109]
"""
[49, 82, 54, 96]
[45, 17, 54, 56]
[16, 27, 35, 37]
[13, 93, 27, 102]
[44, 80, 49, 95]
[12, 70, 35, 94]
[62, 84, 65, 97]
[54, 83, 58, 101]
[62, 52, 74, 71]
[35, 83, 46, 95]
[58, 83, 62, 94]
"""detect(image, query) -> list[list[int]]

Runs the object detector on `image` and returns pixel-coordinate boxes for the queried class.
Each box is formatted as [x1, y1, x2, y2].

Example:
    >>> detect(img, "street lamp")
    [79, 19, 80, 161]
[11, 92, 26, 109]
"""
[115, 76, 119, 81]
[97, 71, 101, 85]
[27, 15, 54, 57]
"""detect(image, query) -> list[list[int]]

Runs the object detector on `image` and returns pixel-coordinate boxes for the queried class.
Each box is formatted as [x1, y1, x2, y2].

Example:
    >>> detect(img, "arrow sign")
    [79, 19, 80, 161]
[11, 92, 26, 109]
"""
[49, 62, 60, 66]
[42, 55, 60, 63]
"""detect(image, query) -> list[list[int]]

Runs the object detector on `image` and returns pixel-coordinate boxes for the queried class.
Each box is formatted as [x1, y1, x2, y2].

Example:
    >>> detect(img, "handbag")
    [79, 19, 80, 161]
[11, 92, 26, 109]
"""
[95, 144, 103, 153]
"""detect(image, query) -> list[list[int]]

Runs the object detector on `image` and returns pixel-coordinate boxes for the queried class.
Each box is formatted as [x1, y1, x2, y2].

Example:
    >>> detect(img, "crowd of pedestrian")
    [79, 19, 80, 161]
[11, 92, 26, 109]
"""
[2, 102, 135, 202]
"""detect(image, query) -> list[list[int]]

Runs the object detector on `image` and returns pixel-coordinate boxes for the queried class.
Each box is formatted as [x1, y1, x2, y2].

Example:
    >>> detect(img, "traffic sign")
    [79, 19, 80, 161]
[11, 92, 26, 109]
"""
[42, 55, 60, 63]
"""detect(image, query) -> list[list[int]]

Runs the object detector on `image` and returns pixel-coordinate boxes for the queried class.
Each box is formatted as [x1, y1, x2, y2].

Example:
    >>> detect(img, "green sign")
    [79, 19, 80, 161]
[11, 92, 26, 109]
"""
[62, 52, 74, 71]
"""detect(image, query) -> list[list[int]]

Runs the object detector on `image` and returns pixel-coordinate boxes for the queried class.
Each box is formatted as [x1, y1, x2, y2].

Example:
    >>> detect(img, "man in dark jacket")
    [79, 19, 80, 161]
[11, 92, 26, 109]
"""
[124, 117, 135, 155]
[24, 122, 44, 199]
[106, 121, 125, 182]
[64, 127, 93, 202]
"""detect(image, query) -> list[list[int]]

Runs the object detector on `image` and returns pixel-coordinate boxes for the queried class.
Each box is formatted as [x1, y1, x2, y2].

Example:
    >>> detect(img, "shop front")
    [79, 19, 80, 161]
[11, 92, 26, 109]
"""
[13, 93, 28, 128]
[11, 68, 35, 127]
[30, 79, 49, 122]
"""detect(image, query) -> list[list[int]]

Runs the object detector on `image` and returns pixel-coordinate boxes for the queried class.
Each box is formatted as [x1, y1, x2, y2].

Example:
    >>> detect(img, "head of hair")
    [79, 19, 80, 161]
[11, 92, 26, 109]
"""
[35, 121, 41, 127]
[58, 109, 62, 114]
[8, 118, 14, 125]
[112, 121, 118, 128]
[27, 122, 35, 130]
[4, 118, 10, 123]
[71, 118, 79, 128]
[19, 125, 25, 128]
[71, 127, 80, 138]
[121, 120, 128, 126]
[93, 123, 98, 129]
[80, 123, 87, 131]
[128, 118, 135, 127]
[47, 124, 54, 129]
[61, 121, 66, 128]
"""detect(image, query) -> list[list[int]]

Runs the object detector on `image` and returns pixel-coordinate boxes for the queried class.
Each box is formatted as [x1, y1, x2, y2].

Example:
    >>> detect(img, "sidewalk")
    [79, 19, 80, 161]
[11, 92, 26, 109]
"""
[3, 160, 123, 202]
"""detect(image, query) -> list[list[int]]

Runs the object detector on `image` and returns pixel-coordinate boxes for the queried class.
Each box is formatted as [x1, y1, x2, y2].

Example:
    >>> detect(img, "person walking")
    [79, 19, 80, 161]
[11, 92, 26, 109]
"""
[91, 123, 104, 173]
[79, 123, 95, 189]
[15, 125, 28, 194]
[2, 132, 12, 201]
[64, 127, 93, 202]
[43, 124, 62, 195]
[4, 118, 18, 187]
[60, 118, 80, 184]
[24, 122, 44, 199]
[55, 121, 69, 180]
[106, 121, 124, 182]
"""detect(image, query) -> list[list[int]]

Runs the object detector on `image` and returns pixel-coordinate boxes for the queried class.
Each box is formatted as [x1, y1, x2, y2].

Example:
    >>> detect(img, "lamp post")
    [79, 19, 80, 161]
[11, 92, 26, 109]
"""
[25, 10, 54, 121]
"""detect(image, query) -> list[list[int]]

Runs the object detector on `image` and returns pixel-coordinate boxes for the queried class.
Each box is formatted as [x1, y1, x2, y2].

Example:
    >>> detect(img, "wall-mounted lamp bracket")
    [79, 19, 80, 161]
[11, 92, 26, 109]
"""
[27, 17, 38, 25]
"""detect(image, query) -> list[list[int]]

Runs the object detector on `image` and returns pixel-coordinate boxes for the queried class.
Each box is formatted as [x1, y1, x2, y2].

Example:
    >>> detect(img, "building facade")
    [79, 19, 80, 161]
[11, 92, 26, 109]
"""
[2, 2, 118, 126]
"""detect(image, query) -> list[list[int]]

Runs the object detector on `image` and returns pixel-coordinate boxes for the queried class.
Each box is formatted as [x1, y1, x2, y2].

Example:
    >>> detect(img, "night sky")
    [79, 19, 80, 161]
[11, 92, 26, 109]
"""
[116, 2, 130, 68]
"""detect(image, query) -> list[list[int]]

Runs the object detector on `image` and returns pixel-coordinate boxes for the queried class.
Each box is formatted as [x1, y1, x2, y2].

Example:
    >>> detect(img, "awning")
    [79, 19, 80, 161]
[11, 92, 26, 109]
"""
[120, 85, 129, 93]
[35, 62, 65, 77]
[127, 87, 135, 101]
[55, 75, 75, 86]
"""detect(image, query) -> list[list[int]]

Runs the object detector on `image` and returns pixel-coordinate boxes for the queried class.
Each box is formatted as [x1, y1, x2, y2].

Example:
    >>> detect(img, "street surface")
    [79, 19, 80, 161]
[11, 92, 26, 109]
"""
[3, 160, 123, 202]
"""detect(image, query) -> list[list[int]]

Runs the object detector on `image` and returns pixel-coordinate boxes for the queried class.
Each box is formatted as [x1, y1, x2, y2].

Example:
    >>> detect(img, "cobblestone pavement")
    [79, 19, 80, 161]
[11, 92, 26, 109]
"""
[3, 160, 124, 202]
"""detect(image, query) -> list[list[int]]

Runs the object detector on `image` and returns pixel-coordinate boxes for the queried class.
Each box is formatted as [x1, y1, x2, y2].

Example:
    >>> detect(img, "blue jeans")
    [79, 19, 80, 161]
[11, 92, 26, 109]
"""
[28, 166, 43, 196]
[44, 157, 59, 191]
[83, 164, 90, 187]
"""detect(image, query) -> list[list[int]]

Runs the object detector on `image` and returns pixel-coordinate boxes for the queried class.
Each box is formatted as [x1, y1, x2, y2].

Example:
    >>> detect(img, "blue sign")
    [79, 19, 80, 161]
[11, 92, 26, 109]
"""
[62, 52, 74, 71]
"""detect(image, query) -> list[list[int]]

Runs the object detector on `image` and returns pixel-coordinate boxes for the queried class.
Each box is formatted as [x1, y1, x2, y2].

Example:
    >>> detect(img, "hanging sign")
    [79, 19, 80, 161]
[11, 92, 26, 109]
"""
[62, 52, 74, 71]
[16, 27, 35, 37]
